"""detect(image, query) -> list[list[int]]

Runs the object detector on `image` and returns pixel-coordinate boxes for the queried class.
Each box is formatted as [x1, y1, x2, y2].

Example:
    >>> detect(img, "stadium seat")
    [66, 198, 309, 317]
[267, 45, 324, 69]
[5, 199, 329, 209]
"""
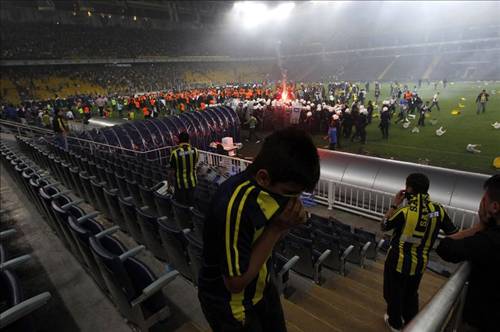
[90, 178, 110, 217]
[153, 192, 174, 220]
[190, 208, 205, 243]
[157, 219, 192, 280]
[171, 198, 193, 230]
[138, 184, 158, 216]
[272, 253, 299, 296]
[126, 178, 144, 207]
[89, 232, 178, 331]
[136, 208, 168, 261]
[312, 229, 355, 276]
[284, 233, 331, 284]
[183, 229, 203, 286]
[39, 182, 71, 239]
[118, 196, 144, 244]
[103, 187, 128, 232]
[51, 195, 89, 261]
[79, 171, 98, 206]
[0, 270, 51, 331]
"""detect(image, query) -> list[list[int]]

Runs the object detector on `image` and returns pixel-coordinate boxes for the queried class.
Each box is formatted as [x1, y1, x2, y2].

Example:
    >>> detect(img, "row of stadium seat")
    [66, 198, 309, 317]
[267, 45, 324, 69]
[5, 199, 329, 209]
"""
[17, 136, 301, 301]
[3, 140, 179, 331]
[0, 143, 52, 332]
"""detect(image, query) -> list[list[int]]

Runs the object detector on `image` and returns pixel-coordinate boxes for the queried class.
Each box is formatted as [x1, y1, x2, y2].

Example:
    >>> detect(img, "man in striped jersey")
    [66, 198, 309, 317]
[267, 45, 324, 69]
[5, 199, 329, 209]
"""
[169, 132, 199, 206]
[381, 173, 458, 331]
[198, 128, 320, 331]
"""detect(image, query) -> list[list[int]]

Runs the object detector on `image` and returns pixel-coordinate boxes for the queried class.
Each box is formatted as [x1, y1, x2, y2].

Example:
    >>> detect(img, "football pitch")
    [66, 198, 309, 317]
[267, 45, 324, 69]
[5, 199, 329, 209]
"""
[310, 81, 500, 175]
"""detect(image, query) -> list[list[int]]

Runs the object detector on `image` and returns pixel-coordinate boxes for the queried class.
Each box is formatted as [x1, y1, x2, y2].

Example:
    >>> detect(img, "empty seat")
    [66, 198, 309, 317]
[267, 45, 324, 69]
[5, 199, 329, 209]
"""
[153, 192, 173, 220]
[118, 197, 144, 244]
[136, 208, 168, 261]
[39, 183, 71, 239]
[354, 228, 378, 260]
[183, 229, 203, 286]
[138, 184, 158, 216]
[67, 215, 117, 292]
[103, 187, 128, 232]
[284, 233, 331, 284]
[115, 172, 131, 198]
[0, 270, 51, 332]
[90, 178, 110, 216]
[79, 171, 98, 206]
[158, 219, 192, 280]
[313, 229, 355, 276]
[126, 179, 143, 207]
[51, 195, 87, 260]
[171, 198, 192, 230]
[190, 208, 205, 243]
[89, 233, 178, 331]
[271, 252, 299, 296]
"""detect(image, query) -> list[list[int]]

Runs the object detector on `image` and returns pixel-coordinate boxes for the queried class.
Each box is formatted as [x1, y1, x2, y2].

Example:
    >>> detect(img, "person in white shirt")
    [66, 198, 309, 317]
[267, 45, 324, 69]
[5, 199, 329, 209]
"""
[429, 92, 440, 111]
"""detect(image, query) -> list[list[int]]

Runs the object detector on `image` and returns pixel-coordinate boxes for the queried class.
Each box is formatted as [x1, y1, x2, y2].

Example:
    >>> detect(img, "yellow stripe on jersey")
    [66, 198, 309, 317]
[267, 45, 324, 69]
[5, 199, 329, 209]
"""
[230, 291, 246, 323]
[225, 180, 250, 277]
[233, 185, 256, 275]
[256, 191, 280, 220]
[251, 227, 267, 305]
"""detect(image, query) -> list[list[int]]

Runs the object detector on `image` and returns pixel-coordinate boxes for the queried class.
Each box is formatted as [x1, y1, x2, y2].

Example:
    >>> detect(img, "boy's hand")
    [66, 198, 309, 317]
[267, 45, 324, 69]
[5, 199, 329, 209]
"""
[270, 198, 307, 233]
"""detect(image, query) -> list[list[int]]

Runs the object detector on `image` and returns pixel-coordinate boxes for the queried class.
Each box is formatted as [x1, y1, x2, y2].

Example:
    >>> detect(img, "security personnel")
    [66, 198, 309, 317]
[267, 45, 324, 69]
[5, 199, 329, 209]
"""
[198, 128, 320, 331]
[381, 173, 458, 331]
[169, 132, 199, 205]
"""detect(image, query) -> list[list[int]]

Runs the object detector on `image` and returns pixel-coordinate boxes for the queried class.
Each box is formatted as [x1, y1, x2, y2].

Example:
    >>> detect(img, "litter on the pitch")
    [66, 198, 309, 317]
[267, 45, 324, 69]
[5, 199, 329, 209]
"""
[492, 122, 500, 129]
[451, 110, 461, 115]
[436, 126, 446, 136]
[466, 144, 481, 153]
[412, 127, 420, 133]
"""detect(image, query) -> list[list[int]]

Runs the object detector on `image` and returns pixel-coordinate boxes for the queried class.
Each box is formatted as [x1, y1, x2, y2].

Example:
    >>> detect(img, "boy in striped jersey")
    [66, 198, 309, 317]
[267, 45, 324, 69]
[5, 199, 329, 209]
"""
[198, 128, 320, 331]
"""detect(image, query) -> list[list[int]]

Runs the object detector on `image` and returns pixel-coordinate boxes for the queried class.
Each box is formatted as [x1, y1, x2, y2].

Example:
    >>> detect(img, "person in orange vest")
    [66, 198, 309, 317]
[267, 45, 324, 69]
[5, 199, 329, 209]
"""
[143, 106, 151, 119]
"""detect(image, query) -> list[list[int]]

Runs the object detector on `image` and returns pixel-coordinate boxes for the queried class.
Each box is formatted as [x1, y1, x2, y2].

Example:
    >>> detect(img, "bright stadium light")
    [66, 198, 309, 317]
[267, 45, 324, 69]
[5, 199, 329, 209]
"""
[232, 1, 295, 29]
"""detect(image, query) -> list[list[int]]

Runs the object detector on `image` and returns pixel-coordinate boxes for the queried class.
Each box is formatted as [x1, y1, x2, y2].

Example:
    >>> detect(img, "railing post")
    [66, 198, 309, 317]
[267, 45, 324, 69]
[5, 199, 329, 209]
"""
[327, 181, 334, 210]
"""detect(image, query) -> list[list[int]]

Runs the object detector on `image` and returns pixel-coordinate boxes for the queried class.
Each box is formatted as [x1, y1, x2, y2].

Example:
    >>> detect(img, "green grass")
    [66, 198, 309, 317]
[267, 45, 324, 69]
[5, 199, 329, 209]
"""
[114, 81, 499, 174]
[312, 82, 500, 175]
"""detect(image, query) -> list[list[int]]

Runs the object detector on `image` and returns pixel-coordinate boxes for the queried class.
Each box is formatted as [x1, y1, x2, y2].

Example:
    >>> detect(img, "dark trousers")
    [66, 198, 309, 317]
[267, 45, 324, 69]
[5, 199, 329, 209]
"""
[199, 283, 286, 332]
[418, 115, 425, 126]
[380, 124, 389, 139]
[383, 263, 422, 329]
[174, 187, 195, 206]
[429, 101, 440, 111]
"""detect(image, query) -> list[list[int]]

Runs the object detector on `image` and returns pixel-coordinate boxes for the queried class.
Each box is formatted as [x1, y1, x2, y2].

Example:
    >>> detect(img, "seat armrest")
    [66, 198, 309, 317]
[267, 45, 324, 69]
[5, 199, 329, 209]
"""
[131, 270, 179, 307]
[50, 190, 72, 199]
[314, 249, 331, 285]
[376, 239, 386, 252]
[340, 245, 355, 276]
[43, 182, 61, 189]
[0, 292, 52, 328]
[0, 254, 31, 271]
[278, 255, 299, 277]
[95, 225, 120, 239]
[61, 199, 85, 210]
[0, 229, 17, 240]
[360, 242, 372, 268]
[119, 245, 145, 261]
[76, 211, 100, 223]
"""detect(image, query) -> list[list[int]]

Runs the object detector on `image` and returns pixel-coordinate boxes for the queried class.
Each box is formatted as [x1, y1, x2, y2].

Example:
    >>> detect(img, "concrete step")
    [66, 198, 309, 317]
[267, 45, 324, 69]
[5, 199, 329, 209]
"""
[283, 298, 341, 332]
[174, 322, 204, 332]
[288, 286, 376, 332]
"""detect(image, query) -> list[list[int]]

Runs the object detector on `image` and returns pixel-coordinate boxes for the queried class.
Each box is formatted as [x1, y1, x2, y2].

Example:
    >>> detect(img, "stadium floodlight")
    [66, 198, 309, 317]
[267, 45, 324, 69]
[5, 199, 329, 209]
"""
[232, 1, 295, 29]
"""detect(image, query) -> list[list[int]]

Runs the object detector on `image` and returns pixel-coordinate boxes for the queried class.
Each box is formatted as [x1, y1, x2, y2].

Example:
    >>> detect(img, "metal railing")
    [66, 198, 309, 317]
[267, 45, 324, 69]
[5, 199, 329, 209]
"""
[404, 262, 471, 332]
[1, 119, 478, 229]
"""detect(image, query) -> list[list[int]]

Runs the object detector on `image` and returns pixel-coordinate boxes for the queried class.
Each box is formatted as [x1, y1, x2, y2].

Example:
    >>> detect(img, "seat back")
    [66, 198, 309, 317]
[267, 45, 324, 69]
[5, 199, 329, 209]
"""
[285, 233, 315, 279]
[89, 236, 166, 325]
[138, 184, 157, 216]
[158, 219, 192, 280]
[136, 208, 168, 261]
[67, 216, 108, 291]
[0, 270, 35, 331]
[90, 179, 109, 217]
[51, 195, 86, 259]
[118, 197, 144, 244]
[190, 208, 205, 243]
[126, 179, 143, 207]
[184, 230, 203, 286]
[103, 188, 127, 232]
[354, 228, 377, 259]
[171, 198, 192, 230]
[153, 192, 174, 219]
[313, 230, 342, 272]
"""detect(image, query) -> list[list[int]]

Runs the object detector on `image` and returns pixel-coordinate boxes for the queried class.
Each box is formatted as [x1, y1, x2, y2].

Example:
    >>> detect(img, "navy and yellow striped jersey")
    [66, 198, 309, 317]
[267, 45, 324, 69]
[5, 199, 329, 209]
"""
[198, 170, 288, 324]
[382, 193, 458, 276]
[169, 143, 199, 190]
